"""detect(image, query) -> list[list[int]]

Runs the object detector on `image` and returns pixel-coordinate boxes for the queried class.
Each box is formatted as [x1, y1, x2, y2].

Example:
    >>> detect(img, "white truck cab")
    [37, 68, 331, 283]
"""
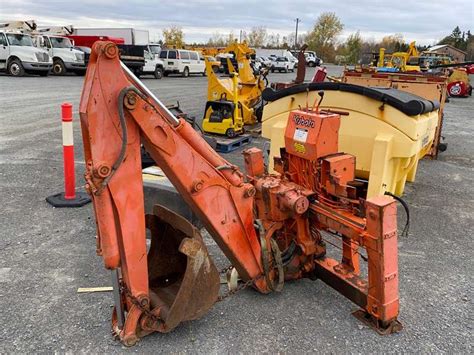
[139, 44, 164, 79]
[36, 35, 86, 75]
[147, 44, 161, 59]
[0, 31, 52, 76]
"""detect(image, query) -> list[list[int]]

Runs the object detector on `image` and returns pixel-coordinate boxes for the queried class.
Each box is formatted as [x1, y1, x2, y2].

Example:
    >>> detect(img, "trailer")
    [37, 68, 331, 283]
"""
[73, 28, 149, 45]
[66, 35, 124, 48]
[255, 48, 296, 61]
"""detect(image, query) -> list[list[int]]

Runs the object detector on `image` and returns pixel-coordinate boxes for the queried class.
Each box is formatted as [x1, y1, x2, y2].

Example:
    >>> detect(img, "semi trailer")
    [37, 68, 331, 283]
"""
[72, 28, 149, 45]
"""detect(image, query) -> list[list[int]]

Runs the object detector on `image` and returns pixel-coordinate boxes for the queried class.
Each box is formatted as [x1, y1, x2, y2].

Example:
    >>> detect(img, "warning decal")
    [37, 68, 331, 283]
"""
[293, 127, 309, 142]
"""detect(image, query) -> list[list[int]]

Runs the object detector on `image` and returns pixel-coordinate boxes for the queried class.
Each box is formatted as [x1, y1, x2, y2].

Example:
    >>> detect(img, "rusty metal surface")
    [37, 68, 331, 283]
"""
[294, 45, 308, 85]
[352, 309, 403, 335]
[146, 205, 220, 332]
[313, 258, 368, 309]
[249, 107, 402, 330]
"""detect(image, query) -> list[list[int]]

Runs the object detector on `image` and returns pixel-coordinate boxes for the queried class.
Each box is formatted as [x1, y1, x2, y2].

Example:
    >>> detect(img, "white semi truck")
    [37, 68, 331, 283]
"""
[35, 26, 87, 75]
[0, 22, 52, 76]
[1, 21, 86, 76]
[35, 33, 86, 75]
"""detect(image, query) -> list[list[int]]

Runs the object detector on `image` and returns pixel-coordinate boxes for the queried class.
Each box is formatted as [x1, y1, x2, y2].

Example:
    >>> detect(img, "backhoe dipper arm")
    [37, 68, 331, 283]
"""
[79, 42, 267, 341]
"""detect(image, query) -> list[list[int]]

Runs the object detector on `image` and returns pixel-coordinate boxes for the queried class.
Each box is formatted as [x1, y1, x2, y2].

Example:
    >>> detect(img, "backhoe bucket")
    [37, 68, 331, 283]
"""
[145, 205, 220, 332]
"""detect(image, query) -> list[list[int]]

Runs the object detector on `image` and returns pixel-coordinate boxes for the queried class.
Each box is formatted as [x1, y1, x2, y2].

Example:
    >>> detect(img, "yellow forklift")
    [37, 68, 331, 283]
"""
[202, 41, 267, 137]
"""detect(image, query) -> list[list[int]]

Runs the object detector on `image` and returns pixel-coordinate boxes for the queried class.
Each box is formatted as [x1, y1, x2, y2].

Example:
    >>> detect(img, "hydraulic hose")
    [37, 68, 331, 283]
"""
[98, 86, 136, 192]
[384, 191, 410, 237]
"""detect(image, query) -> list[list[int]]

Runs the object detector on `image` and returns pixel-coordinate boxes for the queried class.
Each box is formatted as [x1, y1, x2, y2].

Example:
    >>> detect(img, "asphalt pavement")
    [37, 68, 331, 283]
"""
[0, 67, 472, 353]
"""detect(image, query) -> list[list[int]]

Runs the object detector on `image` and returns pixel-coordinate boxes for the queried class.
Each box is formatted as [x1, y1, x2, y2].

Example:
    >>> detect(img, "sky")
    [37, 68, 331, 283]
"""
[1, 0, 473, 46]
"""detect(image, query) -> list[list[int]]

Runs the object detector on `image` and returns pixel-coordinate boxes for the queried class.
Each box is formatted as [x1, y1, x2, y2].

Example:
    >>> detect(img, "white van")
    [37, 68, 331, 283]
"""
[0, 31, 52, 76]
[159, 49, 205, 77]
[36, 35, 86, 75]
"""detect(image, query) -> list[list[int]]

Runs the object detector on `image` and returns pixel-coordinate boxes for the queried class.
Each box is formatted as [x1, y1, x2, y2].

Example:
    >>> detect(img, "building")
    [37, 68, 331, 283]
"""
[423, 44, 467, 62]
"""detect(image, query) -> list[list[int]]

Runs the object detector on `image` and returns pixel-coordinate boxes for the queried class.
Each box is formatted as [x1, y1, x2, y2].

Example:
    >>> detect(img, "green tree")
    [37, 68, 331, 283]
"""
[162, 25, 185, 48]
[438, 26, 469, 50]
[306, 12, 344, 62]
[345, 31, 362, 64]
[465, 30, 474, 60]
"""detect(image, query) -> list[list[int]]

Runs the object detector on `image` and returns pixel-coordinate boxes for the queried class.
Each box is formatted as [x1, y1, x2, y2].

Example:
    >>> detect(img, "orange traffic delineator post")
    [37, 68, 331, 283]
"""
[46, 103, 91, 208]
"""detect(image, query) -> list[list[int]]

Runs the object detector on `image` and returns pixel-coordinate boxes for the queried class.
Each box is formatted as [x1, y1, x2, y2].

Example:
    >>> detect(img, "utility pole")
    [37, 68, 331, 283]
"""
[239, 30, 243, 43]
[294, 18, 300, 49]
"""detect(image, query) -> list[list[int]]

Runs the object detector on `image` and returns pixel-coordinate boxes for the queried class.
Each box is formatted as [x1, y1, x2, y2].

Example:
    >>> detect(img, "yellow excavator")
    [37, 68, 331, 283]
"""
[378, 41, 421, 72]
[202, 41, 267, 137]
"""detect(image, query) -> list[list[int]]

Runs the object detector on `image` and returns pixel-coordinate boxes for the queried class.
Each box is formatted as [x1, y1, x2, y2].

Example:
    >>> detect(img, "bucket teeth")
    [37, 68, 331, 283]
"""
[111, 327, 121, 340]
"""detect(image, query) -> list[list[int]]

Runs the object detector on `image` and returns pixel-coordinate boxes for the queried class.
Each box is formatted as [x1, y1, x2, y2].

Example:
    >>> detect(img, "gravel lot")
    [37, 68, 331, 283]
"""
[0, 67, 472, 353]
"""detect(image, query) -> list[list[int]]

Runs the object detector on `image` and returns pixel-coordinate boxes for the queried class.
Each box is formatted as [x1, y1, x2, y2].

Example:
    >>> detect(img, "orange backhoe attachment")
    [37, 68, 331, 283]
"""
[79, 42, 402, 346]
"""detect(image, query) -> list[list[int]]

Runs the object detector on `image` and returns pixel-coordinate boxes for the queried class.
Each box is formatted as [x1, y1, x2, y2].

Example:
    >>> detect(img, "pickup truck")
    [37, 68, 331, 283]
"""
[270, 56, 295, 73]
[118, 44, 164, 79]
[257, 56, 272, 69]
[142, 45, 164, 79]
[304, 53, 322, 67]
